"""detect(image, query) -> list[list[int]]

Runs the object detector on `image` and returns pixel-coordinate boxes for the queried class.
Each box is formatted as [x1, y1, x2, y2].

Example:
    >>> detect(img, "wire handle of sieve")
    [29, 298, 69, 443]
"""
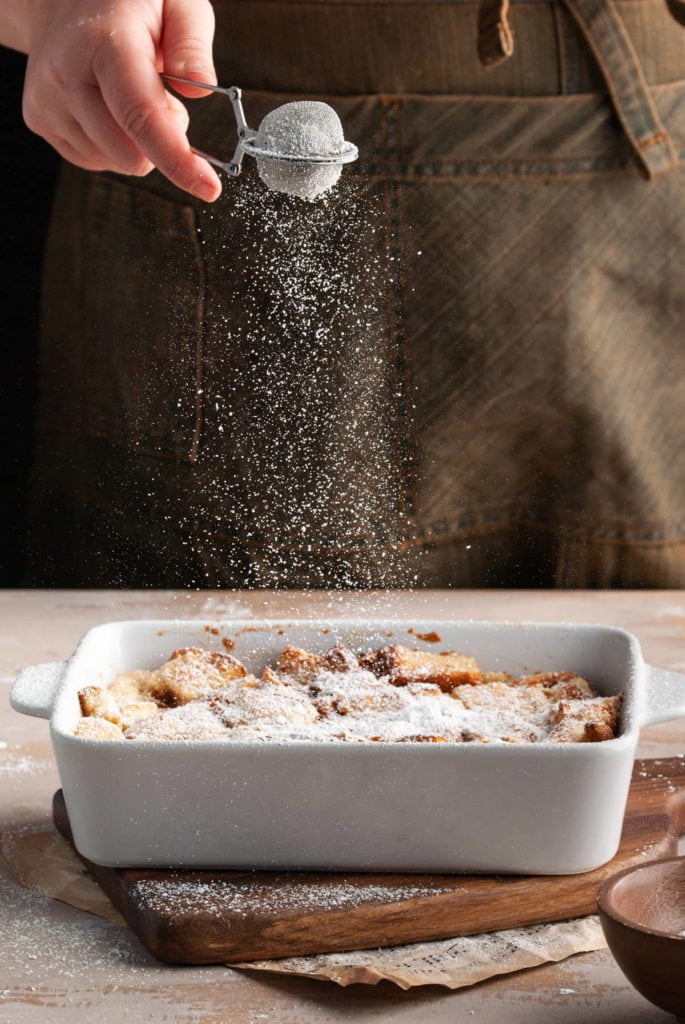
[160, 74, 256, 176]
[188, 146, 242, 177]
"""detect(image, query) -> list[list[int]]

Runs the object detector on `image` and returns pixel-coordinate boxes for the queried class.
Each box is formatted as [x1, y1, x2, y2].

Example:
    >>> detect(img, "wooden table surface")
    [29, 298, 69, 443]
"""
[2, 589, 684, 1024]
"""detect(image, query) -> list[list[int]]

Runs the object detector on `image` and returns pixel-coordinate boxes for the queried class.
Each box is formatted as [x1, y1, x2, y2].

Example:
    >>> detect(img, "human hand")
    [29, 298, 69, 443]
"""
[23, 0, 222, 201]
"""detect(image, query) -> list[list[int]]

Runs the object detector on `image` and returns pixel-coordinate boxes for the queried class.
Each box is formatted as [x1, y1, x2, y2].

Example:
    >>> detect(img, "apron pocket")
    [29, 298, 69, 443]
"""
[82, 177, 204, 462]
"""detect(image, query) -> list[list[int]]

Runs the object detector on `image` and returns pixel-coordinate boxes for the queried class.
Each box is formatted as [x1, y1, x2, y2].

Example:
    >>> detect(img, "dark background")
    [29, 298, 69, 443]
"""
[0, 46, 59, 585]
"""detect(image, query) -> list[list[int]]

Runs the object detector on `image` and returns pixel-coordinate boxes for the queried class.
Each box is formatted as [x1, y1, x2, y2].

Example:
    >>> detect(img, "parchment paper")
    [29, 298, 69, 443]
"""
[0, 830, 606, 989]
[0, 831, 126, 926]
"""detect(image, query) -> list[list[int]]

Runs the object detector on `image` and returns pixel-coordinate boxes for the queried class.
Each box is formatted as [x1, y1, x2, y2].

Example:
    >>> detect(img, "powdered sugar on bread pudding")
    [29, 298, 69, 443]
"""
[73, 644, 621, 744]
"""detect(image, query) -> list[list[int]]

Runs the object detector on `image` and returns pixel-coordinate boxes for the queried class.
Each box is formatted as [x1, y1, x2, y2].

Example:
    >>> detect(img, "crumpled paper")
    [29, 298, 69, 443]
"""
[0, 831, 126, 926]
[234, 917, 605, 989]
[0, 830, 606, 989]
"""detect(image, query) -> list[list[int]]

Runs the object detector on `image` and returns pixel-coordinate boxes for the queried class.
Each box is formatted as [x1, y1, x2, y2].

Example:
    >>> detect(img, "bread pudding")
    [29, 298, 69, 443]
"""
[73, 643, 621, 744]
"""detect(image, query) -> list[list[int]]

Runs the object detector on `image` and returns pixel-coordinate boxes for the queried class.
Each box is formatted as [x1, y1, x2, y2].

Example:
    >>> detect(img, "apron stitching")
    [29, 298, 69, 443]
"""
[355, 159, 644, 178]
[196, 517, 685, 553]
[178, 500, 685, 541]
[640, 131, 669, 150]
[419, 517, 685, 547]
[233, 82, 685, 104]
[366, 153, 635, 166]
[360, 153, 630, 168]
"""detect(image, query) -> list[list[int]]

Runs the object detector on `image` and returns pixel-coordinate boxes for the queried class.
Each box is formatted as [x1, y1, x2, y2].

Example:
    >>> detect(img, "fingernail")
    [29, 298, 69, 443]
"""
[179, 66, 218, 86]
[194, 176, 221, 202]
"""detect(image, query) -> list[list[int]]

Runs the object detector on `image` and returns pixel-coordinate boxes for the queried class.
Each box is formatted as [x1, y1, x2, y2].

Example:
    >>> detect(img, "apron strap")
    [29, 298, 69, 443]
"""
[477, 0, 679, 178]
[477, 0, 515, 68]
[562, 0, 679, 178]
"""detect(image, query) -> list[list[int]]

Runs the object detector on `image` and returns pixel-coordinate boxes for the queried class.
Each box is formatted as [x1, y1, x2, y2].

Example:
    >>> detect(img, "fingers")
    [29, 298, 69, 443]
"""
[95, 33, 222, 201]
[161, 0, 217, 97]
[21, 0, 222, 201]
[50, 135, 115, 173]
[71, 84, 155, 176]
[23, 85, 149, 175]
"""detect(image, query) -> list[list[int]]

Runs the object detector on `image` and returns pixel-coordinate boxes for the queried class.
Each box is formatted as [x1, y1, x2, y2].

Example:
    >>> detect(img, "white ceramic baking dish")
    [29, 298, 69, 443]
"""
[11, 619, 685, 874]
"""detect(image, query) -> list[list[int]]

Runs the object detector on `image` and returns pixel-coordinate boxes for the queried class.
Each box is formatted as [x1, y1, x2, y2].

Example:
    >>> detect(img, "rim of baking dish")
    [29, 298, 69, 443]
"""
[50, 618, 643, 750]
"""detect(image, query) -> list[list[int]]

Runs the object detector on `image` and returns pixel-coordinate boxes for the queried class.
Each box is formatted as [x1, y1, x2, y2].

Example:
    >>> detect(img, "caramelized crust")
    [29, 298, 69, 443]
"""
[275, 646, 327, 682]
[519, 671, 594, 701]
[584, 722, 615, 742]
[276, 643, 359, 682]
[361, 645, 482, 690]
[396, 735, 449, 743]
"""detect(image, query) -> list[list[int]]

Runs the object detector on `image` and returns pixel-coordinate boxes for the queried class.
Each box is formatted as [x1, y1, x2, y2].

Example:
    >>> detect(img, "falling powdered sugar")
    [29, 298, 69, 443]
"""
[172, 175, 424, 591]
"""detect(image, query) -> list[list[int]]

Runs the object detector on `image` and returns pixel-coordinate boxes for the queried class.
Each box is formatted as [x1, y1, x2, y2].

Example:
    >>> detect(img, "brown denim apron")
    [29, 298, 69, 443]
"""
[29, 0, 685, 588]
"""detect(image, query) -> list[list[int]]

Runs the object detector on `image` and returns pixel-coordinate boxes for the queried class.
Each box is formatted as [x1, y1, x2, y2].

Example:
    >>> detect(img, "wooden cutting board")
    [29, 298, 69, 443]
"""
[53, 757, 685, 965]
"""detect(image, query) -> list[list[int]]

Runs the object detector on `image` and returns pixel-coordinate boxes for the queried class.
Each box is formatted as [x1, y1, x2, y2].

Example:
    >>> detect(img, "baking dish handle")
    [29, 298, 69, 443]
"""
[642, 664, 685, 727]
[10, 661, 67, 720]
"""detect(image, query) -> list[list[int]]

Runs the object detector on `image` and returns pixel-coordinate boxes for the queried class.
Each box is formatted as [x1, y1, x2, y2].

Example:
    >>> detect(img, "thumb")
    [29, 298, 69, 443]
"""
[162, 0, 217, 97]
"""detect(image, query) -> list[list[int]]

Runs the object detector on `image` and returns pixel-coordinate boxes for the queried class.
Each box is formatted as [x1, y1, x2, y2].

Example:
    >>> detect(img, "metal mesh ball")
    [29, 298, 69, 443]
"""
[254, 101, 346, 200]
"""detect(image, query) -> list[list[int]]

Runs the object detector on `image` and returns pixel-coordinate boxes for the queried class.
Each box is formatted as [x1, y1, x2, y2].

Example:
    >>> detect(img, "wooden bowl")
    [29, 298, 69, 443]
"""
[598, 856, 685, 1018]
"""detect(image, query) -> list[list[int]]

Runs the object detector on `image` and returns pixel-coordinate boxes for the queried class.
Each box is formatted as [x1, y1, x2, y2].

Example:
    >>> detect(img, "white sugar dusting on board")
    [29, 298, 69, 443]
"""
[131, 877, 454, 917]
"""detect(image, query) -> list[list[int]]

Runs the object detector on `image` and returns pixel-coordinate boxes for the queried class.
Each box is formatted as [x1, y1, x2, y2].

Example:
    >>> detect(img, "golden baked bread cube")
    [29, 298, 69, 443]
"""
[275, 643, 359, 683]
[453, 680, 550, 717]
[547, 695, 620, 743]
[108, 670, 155, 703]
[261, 666, 285, 685]
[209, 679, 319, 730]
[322, 643, 361, 672]
[73, 717, 124, 740]
[78, 685, 157, 730]
[78, 685, 121, 722]
[519, 671, 594, 700]
[310, 672, 409, 717]
[117, 701, 159, 730]
[274, 646, 323, 682]
[146, 647, 248, 706]
[125, 702, 229, 741]
[361, 645, 482, 691]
